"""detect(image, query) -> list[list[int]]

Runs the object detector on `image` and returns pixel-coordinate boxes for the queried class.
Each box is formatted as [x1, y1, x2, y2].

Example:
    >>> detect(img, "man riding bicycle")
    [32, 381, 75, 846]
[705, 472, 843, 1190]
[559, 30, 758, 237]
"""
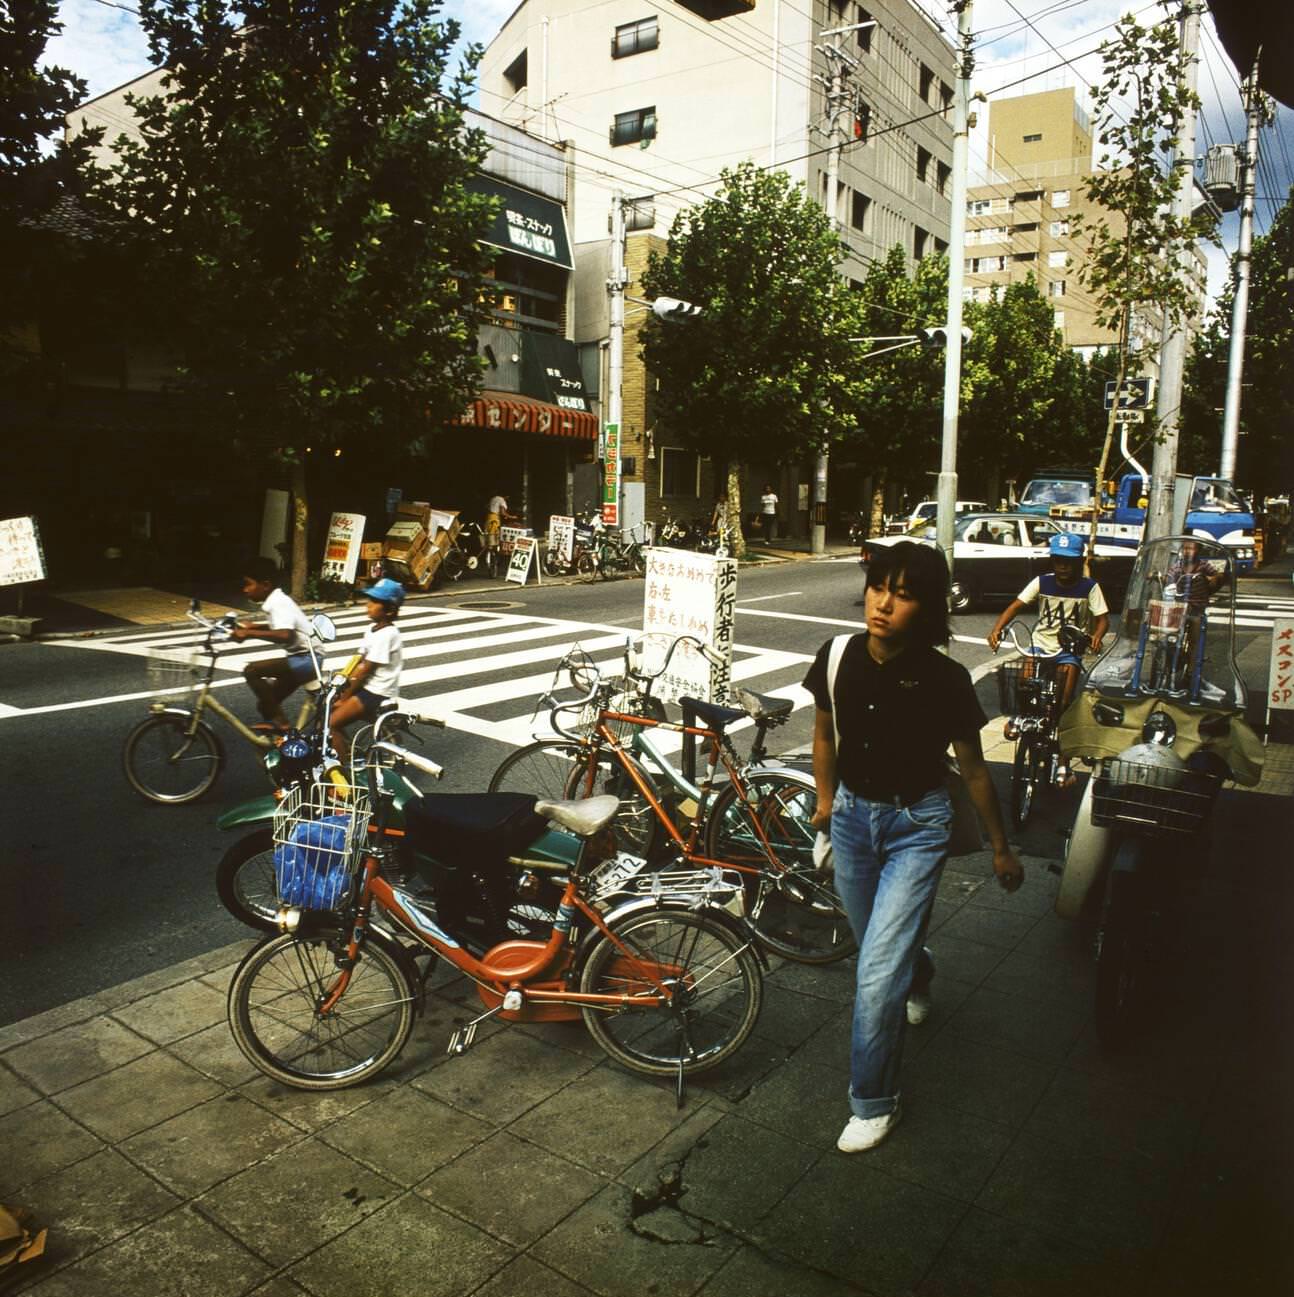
[232, 558, 315, 733]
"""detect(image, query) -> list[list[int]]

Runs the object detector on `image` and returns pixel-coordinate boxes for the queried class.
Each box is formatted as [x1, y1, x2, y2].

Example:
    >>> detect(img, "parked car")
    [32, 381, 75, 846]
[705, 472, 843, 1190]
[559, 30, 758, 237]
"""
[860, 512, 1135, 612]
[884, 499, 989, 535]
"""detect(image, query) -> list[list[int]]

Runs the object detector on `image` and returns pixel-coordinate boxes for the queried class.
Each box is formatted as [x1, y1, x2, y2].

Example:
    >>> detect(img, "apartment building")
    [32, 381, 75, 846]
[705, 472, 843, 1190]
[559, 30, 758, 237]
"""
[480, 0, 958, 532]
[964, 87, 1206, 365]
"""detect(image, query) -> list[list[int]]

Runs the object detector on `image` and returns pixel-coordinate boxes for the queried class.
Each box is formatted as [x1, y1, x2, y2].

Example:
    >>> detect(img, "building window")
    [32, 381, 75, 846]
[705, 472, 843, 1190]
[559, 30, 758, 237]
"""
[610, 106, 656, 146]
[968, 255, 1006, 273]
[1050, 219, 1070, 237]
[1013, 189, 1043, 204]
[1013, 251, 1036, 263]
[919, 64, 934, 104]
[856, 5, 872, 52]
[934, 236, 947, 255]
[853, 99, 871, 141]
[968, 197, 1008, 216]
[1023, 132, 1042, 143]
[1049, 279, 1067, 297]
[851, 189, 870, 232]
[1052, 189, 1070, 208]
[1048, 250, 1068, 269]
[612, 17, 658, 57]
[935, 161, 950, 195]
[660, 446, 700, 498]
[914, 226, 929, 259]
[916, 146, 931, 184]
[940, 81, 953, 111]
[503, 49, 528, 93]
[1013, 222, 1037, 233]
[1053, 310, 1065, 329]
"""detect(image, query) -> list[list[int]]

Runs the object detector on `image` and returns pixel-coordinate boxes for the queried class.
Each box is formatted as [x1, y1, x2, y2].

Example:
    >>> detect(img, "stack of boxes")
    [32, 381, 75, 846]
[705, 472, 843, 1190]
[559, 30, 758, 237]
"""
[378, 501, 461, 590]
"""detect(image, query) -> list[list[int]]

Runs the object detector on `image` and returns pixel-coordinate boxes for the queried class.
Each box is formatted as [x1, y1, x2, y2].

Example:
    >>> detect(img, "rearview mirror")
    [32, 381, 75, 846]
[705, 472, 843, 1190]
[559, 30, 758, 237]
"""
[312, 613, 337, 643]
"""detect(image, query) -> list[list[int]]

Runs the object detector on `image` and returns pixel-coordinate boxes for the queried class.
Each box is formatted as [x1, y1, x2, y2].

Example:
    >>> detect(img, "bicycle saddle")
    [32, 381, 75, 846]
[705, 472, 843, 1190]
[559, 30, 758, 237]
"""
[735, 688, 794, 723]
[680, 696, 747, 732]
[533, 795, 620, 837]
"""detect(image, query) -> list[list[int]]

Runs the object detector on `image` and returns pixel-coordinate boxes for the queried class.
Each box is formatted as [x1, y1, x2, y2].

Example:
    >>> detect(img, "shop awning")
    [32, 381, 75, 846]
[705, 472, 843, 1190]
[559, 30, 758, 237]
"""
[454, 391, 598, 440]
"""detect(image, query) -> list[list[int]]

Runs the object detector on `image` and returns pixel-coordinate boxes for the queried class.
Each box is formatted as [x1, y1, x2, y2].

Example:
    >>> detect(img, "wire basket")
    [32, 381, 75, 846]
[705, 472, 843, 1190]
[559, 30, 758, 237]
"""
[271, 782, 373, 911]
[146, 648, 201, 699]
[996, 660, 1060, 718]
[1090, 758, 1221, 836]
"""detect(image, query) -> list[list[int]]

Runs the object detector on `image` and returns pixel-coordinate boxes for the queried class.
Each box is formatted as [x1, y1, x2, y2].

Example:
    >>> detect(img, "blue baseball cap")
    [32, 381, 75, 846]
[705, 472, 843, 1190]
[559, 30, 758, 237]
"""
[362, 577, 405, 607]
[1049, 531, 1086, 558]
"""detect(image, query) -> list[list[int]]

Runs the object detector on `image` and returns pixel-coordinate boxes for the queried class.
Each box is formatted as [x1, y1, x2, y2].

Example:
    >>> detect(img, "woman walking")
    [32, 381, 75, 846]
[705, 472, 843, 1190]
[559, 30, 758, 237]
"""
[804, 541, 1023, 1153]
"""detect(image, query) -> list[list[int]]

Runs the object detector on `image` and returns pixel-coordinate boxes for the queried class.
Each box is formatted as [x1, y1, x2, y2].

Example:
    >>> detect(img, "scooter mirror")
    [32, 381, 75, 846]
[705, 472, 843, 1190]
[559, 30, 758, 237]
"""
[312, 613, 337, 643]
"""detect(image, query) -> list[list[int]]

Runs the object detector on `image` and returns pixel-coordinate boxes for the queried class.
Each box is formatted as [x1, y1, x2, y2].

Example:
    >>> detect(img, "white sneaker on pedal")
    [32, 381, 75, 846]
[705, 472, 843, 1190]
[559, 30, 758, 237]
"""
[906, 991, 932, 1026]
[837, 1106, 901, 1153]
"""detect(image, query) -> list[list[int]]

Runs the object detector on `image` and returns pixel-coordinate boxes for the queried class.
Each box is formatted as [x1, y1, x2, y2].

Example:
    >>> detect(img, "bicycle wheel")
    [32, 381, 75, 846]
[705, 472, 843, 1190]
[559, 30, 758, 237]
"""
[575, 550, 595, 577]
[123, 712, 224, 804]
[216, 828, 278, 932]
[705, 774, 856, 964]
[443, 548, 468, 582]
[1010, 736, 1036, 828]
[565, 749, 662, 858]
[1094, 853, 1144, 1050]
[580, 908, 762, 1076]
[228, 930, 415, 1089]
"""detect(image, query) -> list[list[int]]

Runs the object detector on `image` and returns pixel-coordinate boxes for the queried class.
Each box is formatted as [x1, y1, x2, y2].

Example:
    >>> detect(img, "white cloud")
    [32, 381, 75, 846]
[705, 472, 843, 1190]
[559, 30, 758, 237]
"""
[48, 1, 153, 103]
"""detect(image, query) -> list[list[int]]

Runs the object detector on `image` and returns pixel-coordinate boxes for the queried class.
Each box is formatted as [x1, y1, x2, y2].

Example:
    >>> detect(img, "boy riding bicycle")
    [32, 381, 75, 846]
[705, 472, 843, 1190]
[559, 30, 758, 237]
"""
[988, 530, 1109, 718]
[232, 558, 315, 732]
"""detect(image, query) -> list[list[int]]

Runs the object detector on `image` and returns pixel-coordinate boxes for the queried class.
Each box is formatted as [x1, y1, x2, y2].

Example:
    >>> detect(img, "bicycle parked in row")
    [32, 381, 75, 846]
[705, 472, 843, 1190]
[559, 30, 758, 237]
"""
[489, 638, 852, 965]
[226, 707, 764, 1101]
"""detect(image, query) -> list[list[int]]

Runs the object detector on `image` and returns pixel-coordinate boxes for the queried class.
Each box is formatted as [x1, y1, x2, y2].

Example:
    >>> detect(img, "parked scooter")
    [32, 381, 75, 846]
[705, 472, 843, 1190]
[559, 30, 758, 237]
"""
[1054, 535, 1264, 1048]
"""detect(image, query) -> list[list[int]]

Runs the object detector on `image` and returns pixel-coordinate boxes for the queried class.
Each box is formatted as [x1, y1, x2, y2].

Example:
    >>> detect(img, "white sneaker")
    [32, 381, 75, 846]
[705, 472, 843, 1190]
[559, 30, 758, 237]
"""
[837, 1107, 901, 1153]
[906, 991, 931, 1026]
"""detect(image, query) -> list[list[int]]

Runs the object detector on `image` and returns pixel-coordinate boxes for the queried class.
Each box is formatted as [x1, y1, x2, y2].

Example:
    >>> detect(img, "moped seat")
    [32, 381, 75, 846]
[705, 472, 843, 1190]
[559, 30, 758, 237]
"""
[735, 688, 793, 722]
[679, 696, 747, 732]
[533, 795, 620, 838]
[403, 793, 547, 867]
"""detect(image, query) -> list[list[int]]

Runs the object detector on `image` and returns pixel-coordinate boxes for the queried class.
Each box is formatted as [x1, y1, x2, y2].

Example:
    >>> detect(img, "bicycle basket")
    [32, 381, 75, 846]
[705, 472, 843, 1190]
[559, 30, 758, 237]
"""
[996, 662, 1026, 714]
[271, 782, 373, 911]
[1090, 758, 1221, 835]
[146, 648, 200, 699]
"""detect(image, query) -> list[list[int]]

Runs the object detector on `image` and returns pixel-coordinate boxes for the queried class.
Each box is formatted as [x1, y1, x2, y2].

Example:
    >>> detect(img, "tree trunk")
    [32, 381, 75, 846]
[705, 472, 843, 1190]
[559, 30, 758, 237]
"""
[289, 456, 308, 601]
[869, 475, 887, 536]
[726, 461, 746, 559]
[1091, 302, 1132, 565]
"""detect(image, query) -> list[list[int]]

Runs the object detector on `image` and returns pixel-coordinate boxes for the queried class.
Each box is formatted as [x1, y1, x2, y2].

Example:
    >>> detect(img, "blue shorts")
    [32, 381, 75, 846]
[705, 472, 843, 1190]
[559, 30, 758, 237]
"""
[1024, 647, 1082, 669]
[353, 688, 392, 720]
[285, 652, 316, 685]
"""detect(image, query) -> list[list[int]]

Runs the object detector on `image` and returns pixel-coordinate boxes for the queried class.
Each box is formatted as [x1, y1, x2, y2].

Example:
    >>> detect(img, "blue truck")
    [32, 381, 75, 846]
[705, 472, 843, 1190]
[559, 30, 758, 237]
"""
[1016, 470, 1258, 572]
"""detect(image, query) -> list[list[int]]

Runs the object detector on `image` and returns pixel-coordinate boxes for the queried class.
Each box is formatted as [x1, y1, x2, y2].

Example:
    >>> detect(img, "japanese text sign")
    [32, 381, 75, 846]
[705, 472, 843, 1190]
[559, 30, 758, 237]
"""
[321, 512, 365, 584]
[642, 547, 737, 703]
[0, 516, 47, 588]
[1269, 618, 1294, 711]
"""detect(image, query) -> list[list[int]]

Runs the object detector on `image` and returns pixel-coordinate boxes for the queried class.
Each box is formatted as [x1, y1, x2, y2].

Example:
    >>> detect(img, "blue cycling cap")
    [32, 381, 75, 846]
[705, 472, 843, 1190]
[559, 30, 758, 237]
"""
[1048, 531, 1086, 558]
[362, 577, 405, 607]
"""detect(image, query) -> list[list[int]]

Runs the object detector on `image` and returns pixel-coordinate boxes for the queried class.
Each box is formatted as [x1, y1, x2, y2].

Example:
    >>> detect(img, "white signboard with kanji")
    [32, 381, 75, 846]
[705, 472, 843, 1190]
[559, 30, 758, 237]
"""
[547, 515, 574, 566]
[1268, 618, 1294, 711]
[0, 517, 46, 588]
[321, 512, 365, 583]
[642, 548, 736, 703]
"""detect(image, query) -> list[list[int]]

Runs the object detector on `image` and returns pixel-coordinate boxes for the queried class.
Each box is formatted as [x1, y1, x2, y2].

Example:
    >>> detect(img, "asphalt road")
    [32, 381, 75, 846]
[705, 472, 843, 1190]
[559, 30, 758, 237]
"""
[1, 554, 1283, 1025]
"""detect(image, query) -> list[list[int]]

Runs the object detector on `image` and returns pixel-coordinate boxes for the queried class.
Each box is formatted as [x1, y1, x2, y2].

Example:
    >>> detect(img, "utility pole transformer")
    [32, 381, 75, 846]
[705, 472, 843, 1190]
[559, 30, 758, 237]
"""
[1147, 0, 1202, 543]
[935, 1, 973, 578]
[1219, 55, 1268, 481]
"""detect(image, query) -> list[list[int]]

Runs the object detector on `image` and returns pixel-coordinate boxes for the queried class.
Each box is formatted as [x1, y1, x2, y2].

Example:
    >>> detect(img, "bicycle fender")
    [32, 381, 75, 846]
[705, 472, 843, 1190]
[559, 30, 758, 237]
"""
[575, 896, 769, 973]
[217, 794, 279, 832]
[285, 921, 428, 1018]
[1055, 779, 1114, 920]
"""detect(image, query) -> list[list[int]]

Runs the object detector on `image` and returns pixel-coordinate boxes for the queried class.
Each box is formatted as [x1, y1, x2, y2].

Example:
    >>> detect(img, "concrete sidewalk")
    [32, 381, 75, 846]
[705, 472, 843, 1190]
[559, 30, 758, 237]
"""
[3, 776, 1291, 1297]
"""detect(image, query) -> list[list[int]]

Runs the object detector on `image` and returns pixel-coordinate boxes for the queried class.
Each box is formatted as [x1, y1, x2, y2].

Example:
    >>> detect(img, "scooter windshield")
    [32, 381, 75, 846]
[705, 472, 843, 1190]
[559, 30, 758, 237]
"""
[1086, 535, 1246, 709]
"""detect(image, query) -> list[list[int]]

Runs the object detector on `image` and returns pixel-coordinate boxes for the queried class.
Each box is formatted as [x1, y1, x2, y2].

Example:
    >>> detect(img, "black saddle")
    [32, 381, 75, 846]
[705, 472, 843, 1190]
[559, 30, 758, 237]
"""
[679, 695, 747, 732]
[735, 688, 794, 723]
[403, 793, 547, 872]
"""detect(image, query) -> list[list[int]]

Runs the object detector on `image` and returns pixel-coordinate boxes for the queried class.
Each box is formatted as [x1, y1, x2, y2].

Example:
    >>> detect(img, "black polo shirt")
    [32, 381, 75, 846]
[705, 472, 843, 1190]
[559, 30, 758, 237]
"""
[803, 634, 987, 802]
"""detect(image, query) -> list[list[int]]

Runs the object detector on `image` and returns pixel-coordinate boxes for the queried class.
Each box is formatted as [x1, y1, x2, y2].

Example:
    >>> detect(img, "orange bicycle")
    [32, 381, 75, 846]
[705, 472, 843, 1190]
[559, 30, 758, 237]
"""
[226, 710, 764, 1099]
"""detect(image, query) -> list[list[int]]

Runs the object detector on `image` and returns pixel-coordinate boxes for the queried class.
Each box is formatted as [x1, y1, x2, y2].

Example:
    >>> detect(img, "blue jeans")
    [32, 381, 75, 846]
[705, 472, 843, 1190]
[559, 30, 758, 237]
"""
[831, 784, 952, 1118]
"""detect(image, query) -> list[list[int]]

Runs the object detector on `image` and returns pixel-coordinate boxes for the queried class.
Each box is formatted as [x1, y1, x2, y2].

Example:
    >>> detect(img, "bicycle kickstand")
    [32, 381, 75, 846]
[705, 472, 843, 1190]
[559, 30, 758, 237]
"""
[446, 991, 522, 1056]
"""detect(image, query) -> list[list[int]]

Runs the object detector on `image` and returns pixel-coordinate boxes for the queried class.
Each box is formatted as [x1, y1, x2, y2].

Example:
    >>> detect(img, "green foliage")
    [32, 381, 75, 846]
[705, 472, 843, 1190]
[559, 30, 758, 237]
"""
[95, 0, 498, 459]
[1182, 185, 1294, 487]
[639, 162, 857, 467]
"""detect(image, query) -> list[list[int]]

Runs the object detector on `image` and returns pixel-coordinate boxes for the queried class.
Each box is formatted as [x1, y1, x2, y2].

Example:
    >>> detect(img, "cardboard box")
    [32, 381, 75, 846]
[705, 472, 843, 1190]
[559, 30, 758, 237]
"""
[395, 500, 432, 530]
[359, 542, 383, 561]
[429, 509, 461, 549]
[384, 520, 427, 558]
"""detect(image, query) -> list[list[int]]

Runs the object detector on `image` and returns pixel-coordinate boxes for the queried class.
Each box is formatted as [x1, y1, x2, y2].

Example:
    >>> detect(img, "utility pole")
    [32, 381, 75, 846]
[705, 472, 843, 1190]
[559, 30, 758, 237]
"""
[810, 26, 851, 554]
[1219, 54, 1266, 481]
[935, 0, 973, 577]
[604, 193, 628, 524]
[1147, 0, 1202, 543]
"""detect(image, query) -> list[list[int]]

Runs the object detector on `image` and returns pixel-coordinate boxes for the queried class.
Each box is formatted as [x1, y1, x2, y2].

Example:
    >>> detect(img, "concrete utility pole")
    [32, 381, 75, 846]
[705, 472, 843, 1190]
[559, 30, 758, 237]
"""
[1219, 54, 1265, 481]
[1147, 0, 1202, 543]
[935, 0, 973, 577]
[607, 192, 627, 434]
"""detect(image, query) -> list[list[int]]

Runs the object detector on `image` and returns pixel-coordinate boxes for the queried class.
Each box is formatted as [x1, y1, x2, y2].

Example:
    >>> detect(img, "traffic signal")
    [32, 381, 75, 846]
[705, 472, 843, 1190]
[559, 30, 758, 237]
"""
[920, 326, 973, 349]
[652, 296, 704, 320]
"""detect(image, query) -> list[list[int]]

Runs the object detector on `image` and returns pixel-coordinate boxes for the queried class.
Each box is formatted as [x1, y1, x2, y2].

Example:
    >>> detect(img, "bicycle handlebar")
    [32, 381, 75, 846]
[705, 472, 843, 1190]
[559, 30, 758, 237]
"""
[369, 740, 444, 781]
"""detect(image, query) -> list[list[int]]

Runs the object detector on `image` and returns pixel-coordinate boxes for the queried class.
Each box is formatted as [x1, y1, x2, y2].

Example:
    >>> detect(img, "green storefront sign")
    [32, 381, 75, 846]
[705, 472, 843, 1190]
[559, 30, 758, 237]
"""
[468, 176, 572, 270]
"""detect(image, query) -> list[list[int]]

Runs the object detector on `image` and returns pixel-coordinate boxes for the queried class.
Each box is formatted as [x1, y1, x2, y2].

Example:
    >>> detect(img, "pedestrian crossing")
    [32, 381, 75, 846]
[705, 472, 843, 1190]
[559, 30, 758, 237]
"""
[50, 603, 816, 749]
[1214, 593, 1294, 630]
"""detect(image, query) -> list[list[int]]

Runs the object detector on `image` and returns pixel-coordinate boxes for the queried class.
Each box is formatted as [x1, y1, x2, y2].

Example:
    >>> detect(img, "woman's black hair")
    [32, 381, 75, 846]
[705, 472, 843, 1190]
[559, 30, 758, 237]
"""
[864, 541, 951, 647]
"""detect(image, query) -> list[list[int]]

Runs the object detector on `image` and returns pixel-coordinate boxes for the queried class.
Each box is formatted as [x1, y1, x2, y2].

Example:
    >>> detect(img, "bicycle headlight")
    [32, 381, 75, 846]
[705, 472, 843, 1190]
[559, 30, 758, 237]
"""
[1142, 710, 1177, 746]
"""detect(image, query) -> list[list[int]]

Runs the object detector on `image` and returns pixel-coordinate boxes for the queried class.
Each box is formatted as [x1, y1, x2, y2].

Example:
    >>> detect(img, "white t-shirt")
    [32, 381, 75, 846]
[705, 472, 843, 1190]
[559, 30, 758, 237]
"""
[1016, 574, 1108, 654]
[761, 492, 779, 515]
[488, 495, 508, 516]
[262, 588, 311, 656]
[362, 623, 403, 697]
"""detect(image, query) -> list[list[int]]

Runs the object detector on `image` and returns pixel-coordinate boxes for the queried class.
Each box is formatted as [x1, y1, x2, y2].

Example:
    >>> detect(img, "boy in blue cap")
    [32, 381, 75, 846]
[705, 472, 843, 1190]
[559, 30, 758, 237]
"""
[988, 530, 1109, 716]
[329, 578, 405, 762]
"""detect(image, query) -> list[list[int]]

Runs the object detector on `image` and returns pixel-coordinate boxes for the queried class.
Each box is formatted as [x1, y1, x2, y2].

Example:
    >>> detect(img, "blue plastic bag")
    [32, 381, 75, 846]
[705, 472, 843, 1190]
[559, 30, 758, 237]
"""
[274, 814, 352, 910]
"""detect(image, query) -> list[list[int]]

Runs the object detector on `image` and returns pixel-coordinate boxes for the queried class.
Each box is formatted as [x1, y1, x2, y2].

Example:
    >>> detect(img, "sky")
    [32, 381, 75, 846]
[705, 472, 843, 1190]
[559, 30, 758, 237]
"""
[46, 0, 1294, 307]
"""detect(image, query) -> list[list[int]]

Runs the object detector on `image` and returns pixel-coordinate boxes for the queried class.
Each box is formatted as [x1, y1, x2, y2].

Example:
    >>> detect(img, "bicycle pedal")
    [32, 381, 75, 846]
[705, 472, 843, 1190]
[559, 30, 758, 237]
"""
[447, 1023, 478, 1056]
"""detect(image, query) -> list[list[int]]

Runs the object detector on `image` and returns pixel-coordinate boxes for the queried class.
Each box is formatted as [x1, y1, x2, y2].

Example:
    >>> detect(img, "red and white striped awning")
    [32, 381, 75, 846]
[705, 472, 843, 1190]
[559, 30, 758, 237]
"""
[454, 391, 597, 441]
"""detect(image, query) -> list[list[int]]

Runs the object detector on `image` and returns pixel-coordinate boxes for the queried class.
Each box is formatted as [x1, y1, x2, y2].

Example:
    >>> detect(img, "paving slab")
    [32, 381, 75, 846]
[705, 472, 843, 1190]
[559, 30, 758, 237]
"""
[2, 1018, 155, 1097]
